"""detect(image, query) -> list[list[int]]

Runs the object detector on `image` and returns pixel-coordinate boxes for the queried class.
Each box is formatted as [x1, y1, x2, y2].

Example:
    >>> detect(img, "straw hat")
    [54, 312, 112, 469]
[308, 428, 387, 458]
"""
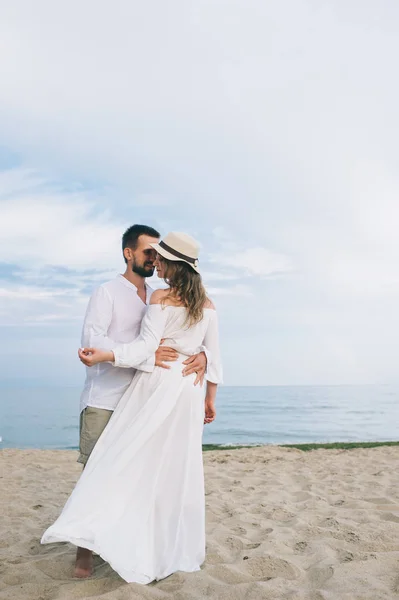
[151, 232, 200, 273]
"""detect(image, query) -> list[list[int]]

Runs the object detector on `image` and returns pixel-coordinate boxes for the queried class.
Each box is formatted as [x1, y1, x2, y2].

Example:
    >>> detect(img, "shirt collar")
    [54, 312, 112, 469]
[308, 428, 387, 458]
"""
[117, 274, 152, 303]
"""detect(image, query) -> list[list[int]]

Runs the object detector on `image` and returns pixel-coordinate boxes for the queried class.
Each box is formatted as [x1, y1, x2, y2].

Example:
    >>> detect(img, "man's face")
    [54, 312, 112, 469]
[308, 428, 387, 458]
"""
[125, 235, 159, 278]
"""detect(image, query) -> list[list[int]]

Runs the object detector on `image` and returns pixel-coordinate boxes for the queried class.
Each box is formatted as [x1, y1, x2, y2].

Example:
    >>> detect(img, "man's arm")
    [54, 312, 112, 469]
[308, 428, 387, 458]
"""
[82, 286, 115, 349]
[139, 346, 179, 372]
[81, 288, 178, 370]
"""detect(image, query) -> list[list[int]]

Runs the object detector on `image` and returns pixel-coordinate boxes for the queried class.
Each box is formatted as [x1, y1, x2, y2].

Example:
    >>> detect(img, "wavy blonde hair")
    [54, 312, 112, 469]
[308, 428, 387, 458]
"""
[159, 257, 208, 326]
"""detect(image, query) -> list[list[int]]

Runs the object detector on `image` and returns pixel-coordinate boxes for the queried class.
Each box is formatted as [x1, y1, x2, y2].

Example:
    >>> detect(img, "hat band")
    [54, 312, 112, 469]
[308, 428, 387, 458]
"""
[159, 240, 198, 266]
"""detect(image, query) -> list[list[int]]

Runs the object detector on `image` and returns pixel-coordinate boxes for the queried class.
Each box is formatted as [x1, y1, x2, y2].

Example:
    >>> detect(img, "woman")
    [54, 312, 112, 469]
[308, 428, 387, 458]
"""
[41, 232, 222, 584]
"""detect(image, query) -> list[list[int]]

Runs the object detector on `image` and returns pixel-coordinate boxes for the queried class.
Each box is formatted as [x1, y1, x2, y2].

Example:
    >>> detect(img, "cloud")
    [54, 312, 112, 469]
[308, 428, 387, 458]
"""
[208, 227, 292, 279]
[206, 284, 253, 297]
[0, 169, 124, 270]
[210, 247, 292, 278]
[0, 279, 88, 326]
[0, 167, 127, 326]
[201, 272, 240, 282]
[0, 1, 398, 384]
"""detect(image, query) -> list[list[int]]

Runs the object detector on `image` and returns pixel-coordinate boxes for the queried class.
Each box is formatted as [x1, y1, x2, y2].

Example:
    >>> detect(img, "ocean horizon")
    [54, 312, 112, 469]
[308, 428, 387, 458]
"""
[1, 383, 399, 450]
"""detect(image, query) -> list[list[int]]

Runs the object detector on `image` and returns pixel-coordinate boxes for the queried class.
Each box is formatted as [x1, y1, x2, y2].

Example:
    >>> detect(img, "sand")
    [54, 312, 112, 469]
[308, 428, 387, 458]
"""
[1, 445, 399, 600]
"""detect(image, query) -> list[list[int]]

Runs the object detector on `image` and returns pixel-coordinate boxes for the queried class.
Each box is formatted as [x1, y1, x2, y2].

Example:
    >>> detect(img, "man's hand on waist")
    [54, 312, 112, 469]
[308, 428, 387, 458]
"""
[155, 345, 179, 369]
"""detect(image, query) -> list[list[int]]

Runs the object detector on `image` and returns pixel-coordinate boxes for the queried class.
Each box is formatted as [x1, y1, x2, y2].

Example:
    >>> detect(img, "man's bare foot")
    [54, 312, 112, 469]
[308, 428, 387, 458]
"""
[74, 547, 93, 578]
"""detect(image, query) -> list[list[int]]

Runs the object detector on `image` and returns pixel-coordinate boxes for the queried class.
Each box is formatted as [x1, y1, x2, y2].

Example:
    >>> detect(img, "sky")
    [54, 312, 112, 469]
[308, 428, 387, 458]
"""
[1, 0, 399, 386]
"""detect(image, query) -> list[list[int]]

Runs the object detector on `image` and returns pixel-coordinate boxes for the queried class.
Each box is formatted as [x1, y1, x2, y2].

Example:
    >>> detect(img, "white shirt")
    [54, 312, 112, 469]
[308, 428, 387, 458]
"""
[79, 275, 155, 413]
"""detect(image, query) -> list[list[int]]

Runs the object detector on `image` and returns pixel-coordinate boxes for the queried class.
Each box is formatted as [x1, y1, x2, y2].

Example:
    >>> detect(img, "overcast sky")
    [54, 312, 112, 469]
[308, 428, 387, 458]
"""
[1, 0, 398, 386]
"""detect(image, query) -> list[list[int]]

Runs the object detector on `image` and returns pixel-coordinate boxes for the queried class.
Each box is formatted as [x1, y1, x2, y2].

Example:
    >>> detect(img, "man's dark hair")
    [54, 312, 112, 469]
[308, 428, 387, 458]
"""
[122, 224, 160, 263]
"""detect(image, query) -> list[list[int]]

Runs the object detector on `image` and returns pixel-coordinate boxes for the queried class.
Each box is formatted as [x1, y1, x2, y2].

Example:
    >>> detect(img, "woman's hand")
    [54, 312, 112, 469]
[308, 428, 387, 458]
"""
[78, 348, 114, 367]
[204, 398, 216, 424]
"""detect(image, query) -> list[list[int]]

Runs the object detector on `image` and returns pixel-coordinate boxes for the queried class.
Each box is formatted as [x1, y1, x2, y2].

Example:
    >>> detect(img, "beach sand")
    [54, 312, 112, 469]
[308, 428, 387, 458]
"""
[1, 446, 399, 600]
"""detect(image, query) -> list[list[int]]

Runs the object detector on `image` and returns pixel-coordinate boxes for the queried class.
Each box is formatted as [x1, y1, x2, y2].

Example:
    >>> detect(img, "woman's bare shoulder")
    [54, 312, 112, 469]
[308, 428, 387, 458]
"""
[150, 289, 169, 304]
[204, 297, 216, 310]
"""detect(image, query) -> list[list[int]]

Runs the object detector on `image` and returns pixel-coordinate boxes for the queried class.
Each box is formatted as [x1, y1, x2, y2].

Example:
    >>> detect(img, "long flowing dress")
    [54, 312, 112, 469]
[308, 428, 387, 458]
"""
[41, 305, 223, 584]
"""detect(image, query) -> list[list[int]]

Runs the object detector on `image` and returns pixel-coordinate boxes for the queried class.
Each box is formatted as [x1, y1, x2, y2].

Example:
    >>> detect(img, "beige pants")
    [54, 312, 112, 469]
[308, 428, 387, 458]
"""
[78, 406, 113, 465]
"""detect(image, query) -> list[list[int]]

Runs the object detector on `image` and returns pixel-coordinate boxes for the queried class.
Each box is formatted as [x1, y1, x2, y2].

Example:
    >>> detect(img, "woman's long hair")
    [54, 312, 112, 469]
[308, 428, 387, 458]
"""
[160, 257, 207, 326]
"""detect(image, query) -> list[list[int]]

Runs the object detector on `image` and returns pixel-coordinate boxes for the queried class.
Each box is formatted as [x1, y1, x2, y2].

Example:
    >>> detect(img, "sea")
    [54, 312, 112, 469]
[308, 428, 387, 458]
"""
[1, 384, 399, 450]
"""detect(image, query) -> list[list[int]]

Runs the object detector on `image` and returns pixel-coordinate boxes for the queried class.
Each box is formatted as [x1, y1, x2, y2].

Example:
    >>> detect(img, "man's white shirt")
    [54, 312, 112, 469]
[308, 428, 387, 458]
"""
[79, 275, 155, 413]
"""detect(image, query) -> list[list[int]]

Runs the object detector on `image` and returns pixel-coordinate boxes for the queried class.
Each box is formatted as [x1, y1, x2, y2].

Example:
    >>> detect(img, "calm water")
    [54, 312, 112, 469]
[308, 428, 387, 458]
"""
[1, 384, 399, 449]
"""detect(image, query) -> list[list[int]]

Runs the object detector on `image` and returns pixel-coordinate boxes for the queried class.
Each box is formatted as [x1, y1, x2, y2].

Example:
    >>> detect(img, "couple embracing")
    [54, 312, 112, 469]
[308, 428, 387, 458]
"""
[41, 224, 223, 584]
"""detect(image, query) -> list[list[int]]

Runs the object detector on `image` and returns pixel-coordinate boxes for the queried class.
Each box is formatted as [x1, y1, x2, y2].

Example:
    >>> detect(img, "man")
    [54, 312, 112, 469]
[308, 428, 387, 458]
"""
[75, 224, 207, 578]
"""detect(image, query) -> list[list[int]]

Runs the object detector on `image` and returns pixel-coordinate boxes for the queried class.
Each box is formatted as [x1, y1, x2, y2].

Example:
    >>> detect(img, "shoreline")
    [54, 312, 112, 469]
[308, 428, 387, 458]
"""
[204, 440, 399, 451]
[3, 440, 399, 453]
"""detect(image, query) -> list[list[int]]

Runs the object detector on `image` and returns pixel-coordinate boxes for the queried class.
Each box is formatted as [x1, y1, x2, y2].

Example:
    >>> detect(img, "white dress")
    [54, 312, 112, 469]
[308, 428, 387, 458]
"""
[41, 305, 223, 584]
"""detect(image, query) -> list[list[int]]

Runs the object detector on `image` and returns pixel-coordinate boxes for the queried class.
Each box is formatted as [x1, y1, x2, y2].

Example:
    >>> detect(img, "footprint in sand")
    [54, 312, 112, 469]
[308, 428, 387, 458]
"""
[241, 555, 300, 581]
[206, 535, 245, 564]
[231, 525, 247, 536]
[28, 539, 68, 556]
[266, 508, 296, 522]
[224, 536, 244, 556]
[318, 517, 340, 529]
[227, 490, 249, 499]
[2, 568, 32, 586]
[156, 571, 187, 593]
[365, 497, 395, 504]
[305, 593, 328, 600]
[240, 526, 273, 546]
[294, 491, 313, 502]
[338, 549, 354, 563]
[308, 565, 334, 588]
[342, 531, 360, 543]
[248, 504, 269, 515]
[59, 577, 123, 597]
[207, 564, 254, 585]
[294, 541, 308, 553]
[1, 581, 58, 600]
[205, 552, 225, 565]
[379, 512, 399, 523]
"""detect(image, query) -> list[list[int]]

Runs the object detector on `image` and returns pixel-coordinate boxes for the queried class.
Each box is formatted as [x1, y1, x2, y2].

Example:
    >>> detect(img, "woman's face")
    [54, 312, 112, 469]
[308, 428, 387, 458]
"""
[154, 254, 166, 279]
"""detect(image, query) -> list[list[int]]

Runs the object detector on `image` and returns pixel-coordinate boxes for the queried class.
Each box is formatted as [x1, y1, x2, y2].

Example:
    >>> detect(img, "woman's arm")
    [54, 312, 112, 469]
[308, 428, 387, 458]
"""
[204, 382, 217, 424]
[203, 309, 223, 385]
[202, 308, 223, 424]
[78, 301, 168, 368]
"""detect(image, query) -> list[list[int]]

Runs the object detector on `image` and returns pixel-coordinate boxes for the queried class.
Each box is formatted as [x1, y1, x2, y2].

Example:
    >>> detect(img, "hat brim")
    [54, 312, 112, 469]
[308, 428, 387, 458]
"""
[150, 243, 200, 273]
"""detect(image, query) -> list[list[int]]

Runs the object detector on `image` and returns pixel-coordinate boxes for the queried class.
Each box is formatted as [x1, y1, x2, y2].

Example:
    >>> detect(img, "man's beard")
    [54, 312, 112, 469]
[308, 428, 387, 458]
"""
[132, 261, 155, 278]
